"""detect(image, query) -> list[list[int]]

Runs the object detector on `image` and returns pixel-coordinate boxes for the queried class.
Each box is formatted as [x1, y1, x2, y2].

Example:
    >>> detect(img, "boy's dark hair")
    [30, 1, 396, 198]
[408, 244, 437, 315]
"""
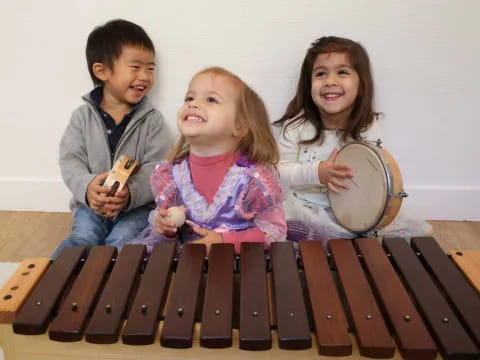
[274, 36, 379, 145]
[86, 19, 155, 86]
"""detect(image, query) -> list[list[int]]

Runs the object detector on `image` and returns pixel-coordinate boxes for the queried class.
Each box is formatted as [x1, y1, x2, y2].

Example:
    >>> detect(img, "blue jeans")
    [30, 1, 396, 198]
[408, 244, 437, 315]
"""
[52, 205, 151, 258]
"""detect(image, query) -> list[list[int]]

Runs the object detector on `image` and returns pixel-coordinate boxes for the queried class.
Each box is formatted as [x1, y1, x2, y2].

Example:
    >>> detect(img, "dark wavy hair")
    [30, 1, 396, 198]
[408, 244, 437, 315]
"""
[274, 36, 379, 144]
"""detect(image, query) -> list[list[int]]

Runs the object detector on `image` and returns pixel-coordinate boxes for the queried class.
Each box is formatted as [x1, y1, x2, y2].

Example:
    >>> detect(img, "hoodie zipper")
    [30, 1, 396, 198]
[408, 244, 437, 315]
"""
[95, 113, 114, 169]
[112, 108, 155, 163]
[86, 99, 154, 169]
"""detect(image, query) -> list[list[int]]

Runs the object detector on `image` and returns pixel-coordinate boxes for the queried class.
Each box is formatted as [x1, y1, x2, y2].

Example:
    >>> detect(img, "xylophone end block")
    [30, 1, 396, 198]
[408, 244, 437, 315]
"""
[318, 343, 353, 357]
[278, 337, 312, 350]
[358, 345, 395, 359]
[0, 258, 50, 324]
[49, 329, 83, 342]
[0, 311, 15, 324]
[200, 336, 233, 349]
[160, 335, 193, 349]
[398, 347, 438, 360]
[122, 333, 155, 346]
[239, 337, 272, 351]
[85, 332, 119, 344]
[12, 320, 49, 335]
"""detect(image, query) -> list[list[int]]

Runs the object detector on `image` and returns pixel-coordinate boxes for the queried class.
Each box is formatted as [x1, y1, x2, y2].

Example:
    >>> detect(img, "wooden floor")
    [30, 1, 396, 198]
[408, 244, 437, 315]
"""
[0, 211, 72, 261]
[0, 211, 479, 262]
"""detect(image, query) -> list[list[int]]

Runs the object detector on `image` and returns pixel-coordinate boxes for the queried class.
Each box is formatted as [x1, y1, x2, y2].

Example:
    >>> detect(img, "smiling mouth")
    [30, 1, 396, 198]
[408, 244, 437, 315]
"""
[185, 115, 205, 123]
[131, 85, 146, 92]
[322, 93, 342, 101]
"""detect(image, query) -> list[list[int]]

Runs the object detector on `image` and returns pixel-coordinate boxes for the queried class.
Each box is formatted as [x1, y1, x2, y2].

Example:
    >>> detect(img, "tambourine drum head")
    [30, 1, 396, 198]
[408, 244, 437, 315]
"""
[329, 143, 388, 233]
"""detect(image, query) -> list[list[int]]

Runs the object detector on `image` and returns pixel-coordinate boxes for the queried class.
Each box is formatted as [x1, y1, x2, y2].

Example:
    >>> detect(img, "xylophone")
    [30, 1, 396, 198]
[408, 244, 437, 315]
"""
[0, 237, 479, 360]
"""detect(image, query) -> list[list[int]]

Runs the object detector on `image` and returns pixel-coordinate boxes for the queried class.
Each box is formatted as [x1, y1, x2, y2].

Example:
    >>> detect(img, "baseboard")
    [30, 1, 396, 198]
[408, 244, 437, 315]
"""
[0, 178, 478, 221]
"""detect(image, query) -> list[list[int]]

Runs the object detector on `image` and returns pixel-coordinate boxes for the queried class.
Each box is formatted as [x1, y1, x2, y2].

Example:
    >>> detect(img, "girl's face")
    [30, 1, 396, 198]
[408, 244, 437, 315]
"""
[178, 73, 243, 156]
[311, 52, 360, 128]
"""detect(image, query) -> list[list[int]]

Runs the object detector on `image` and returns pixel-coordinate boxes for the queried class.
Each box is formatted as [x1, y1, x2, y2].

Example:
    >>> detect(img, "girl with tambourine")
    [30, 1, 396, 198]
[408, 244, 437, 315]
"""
[274, 36, 431, 246]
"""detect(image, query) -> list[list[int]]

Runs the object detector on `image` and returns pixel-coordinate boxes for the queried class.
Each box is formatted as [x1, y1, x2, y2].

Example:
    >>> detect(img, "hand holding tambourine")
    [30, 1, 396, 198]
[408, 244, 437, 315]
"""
[317, 149, 354, 194]
[327, 141, 408, 234]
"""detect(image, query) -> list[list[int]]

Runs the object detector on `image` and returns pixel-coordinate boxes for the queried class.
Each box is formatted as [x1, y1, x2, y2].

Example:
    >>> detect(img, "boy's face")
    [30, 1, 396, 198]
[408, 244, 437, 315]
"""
[100, 46, 155, 106]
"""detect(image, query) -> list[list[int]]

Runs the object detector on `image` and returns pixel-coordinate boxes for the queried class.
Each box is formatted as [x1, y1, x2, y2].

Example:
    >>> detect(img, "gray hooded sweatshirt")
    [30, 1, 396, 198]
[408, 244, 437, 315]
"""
[59, 92, 172, 214]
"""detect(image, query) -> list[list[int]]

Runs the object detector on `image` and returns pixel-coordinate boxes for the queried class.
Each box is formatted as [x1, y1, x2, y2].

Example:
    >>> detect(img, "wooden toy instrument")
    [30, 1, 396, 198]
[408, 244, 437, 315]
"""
[99, 155, 138, 219]
[0, 237, 479, 360]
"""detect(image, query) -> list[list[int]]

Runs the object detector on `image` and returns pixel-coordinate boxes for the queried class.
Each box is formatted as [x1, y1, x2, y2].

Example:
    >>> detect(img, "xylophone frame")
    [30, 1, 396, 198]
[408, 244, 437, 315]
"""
[1, 237, 479, 360]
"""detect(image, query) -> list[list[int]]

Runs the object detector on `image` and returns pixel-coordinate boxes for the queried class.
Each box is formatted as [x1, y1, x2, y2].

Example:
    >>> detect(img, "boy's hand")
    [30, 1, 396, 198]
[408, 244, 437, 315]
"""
[318, 149, 353, 194]
[86, 172, 110, 211]
[191, 225, 223, 256]
[154, 206, 186, 238]
[102, 184, 130, 217]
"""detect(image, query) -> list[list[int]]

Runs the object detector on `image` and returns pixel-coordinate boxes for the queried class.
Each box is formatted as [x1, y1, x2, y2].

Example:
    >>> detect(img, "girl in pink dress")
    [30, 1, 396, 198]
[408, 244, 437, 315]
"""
[132, 67, 286, 255]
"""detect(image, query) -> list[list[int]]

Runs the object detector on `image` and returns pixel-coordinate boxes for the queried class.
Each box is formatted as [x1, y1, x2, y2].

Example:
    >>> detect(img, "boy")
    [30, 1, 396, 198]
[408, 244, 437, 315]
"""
[53, 19, 171, 257]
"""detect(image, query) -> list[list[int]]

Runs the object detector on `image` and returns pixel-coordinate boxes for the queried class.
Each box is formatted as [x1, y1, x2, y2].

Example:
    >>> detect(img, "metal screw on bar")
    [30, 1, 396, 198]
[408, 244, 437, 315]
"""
[442, 317, 449, 323]
[141, 304, 147, 314]
[252, 311, 259, 317]
[35, 301, 41, 306]
[72, 302, 78, 312]
[366, 314, 373, 320]
[456, 251, 463, 256]
[326, 314, 333, 320]
[404, 315, 411, 322]
[215, 309, 221, 315]
[289, 312, 295, 317]
[105, 304, 112, 313]
[178, 307, 184, 317]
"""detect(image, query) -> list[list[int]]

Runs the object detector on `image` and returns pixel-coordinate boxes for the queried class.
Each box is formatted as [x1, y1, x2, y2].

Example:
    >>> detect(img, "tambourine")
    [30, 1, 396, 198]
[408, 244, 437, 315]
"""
[328, 140, 408, 234]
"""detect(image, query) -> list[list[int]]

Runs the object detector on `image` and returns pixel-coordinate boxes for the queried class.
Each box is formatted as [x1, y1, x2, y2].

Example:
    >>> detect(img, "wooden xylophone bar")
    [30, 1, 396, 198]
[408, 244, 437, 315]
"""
[410, 237, 480, 348]
[199, 243, 235, 348]
[383, 238, 479, 357]
[160, 241, 205, 348]
[1, 237, 479, 360]
[355, 238, 436, 360]
[49, 246, 117, 342]
[122, 241, 175, 345]
[10, 247, 86, 335]
[449, 250, 480, 293]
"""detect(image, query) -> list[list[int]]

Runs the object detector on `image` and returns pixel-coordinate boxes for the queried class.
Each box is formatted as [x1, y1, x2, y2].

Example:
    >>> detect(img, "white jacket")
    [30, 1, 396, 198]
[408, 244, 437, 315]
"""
[276, 119, 382, 207]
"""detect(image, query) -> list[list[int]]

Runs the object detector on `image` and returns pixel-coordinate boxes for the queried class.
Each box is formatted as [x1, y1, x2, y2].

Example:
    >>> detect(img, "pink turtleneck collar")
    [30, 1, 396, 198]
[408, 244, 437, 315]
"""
[188, 152, 240, 204]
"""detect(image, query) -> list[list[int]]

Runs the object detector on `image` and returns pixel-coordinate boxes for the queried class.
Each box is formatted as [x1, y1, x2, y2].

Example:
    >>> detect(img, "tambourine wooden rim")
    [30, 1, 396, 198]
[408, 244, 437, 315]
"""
[328, 141, 406, 234]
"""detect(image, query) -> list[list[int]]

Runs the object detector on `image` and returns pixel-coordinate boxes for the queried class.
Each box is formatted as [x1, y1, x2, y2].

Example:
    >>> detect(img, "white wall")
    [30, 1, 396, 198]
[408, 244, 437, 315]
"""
[0, 0, 479, 220]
